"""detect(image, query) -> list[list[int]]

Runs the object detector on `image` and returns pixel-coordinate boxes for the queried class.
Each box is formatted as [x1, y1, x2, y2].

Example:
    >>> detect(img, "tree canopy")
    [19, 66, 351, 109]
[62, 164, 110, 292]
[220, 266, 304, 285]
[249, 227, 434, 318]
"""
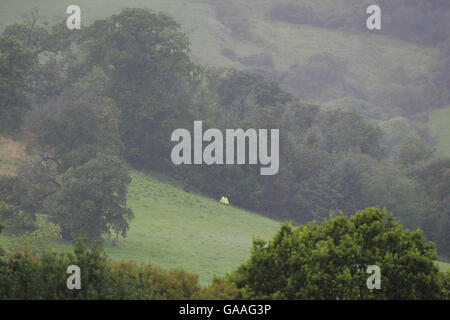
[0, 35, 33, 133]
[229, 207, 447, 299]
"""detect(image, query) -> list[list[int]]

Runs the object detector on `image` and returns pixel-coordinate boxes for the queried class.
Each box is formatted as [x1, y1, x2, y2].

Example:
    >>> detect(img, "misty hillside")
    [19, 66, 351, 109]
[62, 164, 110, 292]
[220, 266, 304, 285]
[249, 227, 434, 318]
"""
[0, 164, 279, 284]
[0, 0, 447, 110]
[0, 137, 448, 284]
[1, 0, 449, 156]
[0, 1, 449, 300]
[1, 0, 449, 251]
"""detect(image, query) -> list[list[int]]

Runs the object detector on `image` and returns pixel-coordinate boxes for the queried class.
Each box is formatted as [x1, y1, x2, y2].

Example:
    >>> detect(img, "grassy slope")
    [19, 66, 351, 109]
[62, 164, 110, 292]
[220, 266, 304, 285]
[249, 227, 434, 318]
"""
[0, 167, 447, 283]
[429, 106, 450, 157]
[103, 170, 280, 283]
[0, 169, 280, 284]
[81, 170, 450, 276]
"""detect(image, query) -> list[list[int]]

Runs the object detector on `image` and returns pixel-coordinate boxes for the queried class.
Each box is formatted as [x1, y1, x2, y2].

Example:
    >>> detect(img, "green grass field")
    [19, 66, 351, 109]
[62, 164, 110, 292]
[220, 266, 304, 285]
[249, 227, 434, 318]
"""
[0, 169, 280, 284]
[429, 106, 450, 157]
[103, 170, 280, 283]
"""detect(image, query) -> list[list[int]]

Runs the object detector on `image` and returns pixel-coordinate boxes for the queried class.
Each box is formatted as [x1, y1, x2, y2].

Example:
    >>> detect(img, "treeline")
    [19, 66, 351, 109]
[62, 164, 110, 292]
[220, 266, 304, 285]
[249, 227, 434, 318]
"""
[0, 8, 448, 259]
[0, 208, 448, 299]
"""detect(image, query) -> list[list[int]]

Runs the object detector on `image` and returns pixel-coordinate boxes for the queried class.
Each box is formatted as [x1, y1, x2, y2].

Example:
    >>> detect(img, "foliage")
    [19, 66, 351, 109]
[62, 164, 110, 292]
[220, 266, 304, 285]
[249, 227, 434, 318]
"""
[26, 89, 123, 173]
[193, 277, 240, 300]
[317, 109, 384, 158]
[0, 35, 33, 133]
[3, 9, 76, 104]
[18, 88, 132, 242]
[229, 207, 446, 299]
[322, 98, 388, 121]
[361, 161, 425, 230]
[0, 237, 240, 299]
[77, 8, 196, 170]
[6, 215, 61, 256]
[409, 158, 450, 259]
[0, 175, 37, 230]
[46, 154, 133, 241]
[3, 8, 74, 56]
[0, 239, 117, 299]
[0, 221, 4, 259]
[396, 136, 434, 167]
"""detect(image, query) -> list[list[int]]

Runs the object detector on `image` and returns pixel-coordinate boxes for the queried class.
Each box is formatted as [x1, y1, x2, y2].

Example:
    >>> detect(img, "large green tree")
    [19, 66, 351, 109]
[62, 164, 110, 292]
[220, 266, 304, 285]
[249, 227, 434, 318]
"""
[318, 109, 384, 158]
[229, 207, 446, 299]
[0, 89, 126, 235]
[0, 35, 33, 133]
[410, 158, 450, 259]
[27, 89, 123, 173]
[396, 136, 434, 167]
[77, 8, 196, 168]
[3, 9, 76, 104]
[46, 154, 133, 241]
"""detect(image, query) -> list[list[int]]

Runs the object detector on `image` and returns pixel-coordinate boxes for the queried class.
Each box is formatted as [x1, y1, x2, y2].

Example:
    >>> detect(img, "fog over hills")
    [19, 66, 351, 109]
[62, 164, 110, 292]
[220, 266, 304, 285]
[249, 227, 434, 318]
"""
[0, 0, 449, 300]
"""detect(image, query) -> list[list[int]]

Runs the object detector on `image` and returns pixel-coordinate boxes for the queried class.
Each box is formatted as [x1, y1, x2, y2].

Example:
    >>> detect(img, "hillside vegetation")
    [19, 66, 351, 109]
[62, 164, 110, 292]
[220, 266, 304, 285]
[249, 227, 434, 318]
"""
[0, 166, 447, 283]
[0, 137, 26, 176]
[0, 0, 439, 102]
[0, 150, 448, 283]
[1, 1, 447, 141]
[0, 163, 280, 284]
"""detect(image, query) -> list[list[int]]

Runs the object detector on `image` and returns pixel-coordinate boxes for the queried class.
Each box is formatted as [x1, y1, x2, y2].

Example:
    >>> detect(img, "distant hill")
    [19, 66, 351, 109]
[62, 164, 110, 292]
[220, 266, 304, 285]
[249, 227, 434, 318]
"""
[0, 0, 440, 110]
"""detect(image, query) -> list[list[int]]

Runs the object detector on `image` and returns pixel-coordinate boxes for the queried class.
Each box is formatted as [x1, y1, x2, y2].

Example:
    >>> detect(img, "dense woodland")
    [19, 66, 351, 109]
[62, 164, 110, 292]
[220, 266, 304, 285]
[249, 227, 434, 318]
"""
[0, 4, 449, 299]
